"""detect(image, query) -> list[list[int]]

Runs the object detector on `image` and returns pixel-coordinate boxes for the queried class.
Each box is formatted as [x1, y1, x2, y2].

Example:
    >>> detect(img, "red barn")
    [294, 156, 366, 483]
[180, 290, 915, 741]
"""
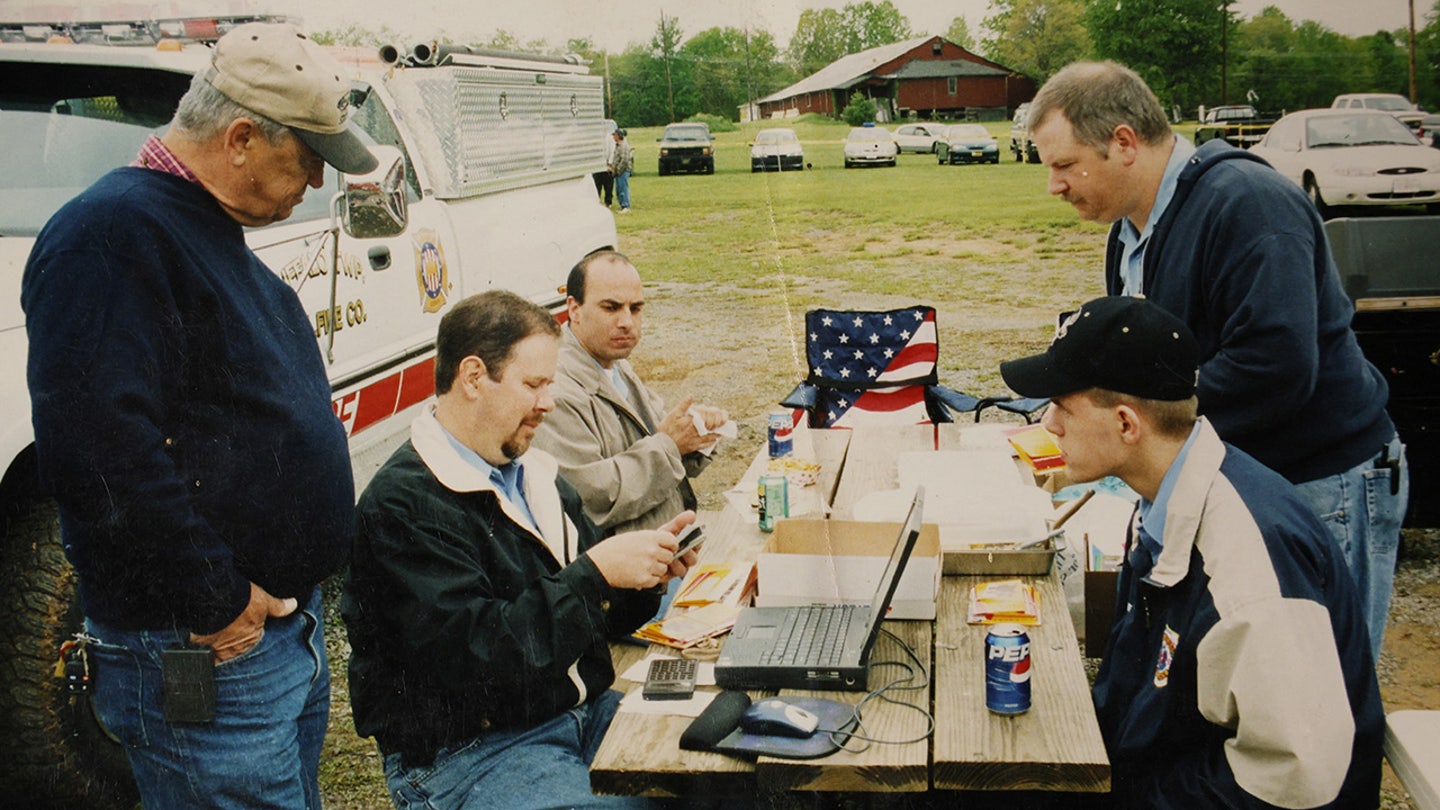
[756, 36, 1035, 122]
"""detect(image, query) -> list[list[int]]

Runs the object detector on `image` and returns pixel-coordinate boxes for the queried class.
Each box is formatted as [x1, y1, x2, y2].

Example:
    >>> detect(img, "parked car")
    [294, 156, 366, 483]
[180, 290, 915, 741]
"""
[657, 122, 714, 175]
[937, 124, 1000, 164]
[892, 123, 945, 154]
[1009, 102, 1039, 163]
[1249, 108, 1440, 216]
[1332, 93, 1427, 134]
[1193, 104, 1279, 147]
[750, 128, 804, 172]
[1419, 113, 1440, 148]
[843, 125, 898, 168]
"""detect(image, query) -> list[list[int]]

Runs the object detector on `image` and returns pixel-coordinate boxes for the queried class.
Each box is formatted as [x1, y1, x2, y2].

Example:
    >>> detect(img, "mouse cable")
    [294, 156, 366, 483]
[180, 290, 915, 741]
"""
[820, 628, 936, 751]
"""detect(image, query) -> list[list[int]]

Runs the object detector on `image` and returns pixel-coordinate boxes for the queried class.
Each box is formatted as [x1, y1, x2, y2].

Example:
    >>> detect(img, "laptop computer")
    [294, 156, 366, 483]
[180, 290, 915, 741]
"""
[714, 486, 925, 692]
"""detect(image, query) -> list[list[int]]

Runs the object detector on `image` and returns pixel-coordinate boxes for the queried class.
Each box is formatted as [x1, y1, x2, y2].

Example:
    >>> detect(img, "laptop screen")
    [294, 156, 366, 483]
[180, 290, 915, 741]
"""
[859, 485, 925, 651]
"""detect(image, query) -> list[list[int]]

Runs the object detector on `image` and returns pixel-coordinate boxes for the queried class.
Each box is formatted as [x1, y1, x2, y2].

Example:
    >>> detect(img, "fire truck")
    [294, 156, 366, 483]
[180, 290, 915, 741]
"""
[0, 13, 615, 805]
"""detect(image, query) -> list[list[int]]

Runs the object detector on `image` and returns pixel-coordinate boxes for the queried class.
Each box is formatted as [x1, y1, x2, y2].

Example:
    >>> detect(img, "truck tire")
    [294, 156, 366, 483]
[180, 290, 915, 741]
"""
[0, 495, 137, 808]
[1304, 176, 1331, 220]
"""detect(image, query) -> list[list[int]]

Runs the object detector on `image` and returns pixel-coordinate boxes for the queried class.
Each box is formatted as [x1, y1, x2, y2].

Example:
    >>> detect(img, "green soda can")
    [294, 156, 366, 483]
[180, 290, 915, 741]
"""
[757, 474, 789, 532]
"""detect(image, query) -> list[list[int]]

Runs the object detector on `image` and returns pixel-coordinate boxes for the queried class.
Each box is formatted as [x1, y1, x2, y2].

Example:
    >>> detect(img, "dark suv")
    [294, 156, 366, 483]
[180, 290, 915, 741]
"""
[657, 122, 714, 175]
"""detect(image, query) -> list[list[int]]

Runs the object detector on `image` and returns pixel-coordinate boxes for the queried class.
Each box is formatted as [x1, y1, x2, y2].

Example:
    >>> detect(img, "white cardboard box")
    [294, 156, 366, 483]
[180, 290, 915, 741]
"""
[753, 518, 942, 620]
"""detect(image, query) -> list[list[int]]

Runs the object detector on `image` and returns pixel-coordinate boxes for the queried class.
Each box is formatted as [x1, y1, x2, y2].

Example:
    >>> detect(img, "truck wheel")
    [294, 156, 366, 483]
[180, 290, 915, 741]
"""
[0, 496, 137, 808]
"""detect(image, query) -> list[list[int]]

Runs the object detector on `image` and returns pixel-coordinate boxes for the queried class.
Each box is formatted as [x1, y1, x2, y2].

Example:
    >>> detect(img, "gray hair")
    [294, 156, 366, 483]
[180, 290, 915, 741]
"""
[170, 70, 290, 145]
[1029, 61, 1171, 156]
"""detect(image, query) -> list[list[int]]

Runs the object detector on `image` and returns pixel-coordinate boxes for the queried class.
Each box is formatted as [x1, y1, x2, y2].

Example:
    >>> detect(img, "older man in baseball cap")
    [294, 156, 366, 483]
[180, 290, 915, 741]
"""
[1000, 296, 1382, 808]
[22, 22, 371, 809]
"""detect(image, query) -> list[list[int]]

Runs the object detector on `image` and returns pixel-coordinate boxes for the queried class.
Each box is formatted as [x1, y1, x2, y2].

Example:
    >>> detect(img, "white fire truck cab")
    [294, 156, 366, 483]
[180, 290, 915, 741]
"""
[0, 14, 615, 805]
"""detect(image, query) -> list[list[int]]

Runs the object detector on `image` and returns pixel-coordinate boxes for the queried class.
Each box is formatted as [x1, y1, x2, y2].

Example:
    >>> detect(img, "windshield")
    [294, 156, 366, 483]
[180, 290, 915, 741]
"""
[664, 125, 709, 141]
[1363, 96, 1415, 112]
[950, 124, 989, 138]
[1305, 114, 1418, 148]
[1, 63, 344, 236]
[848, 127, 890, 141]
[755, 129, 797, 144]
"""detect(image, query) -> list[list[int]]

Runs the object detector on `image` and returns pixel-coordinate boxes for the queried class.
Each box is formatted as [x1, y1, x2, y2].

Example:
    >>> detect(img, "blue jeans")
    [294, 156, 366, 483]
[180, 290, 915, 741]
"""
[383, 689, 654, 810]
[615, 171, 631, 209]
[85, 587, 330, 810]
[1293, 434, 1408, 662]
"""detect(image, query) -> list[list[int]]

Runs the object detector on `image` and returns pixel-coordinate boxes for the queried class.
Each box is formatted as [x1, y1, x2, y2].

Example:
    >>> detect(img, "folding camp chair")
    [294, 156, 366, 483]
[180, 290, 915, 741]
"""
[779, 306, 1047, 428]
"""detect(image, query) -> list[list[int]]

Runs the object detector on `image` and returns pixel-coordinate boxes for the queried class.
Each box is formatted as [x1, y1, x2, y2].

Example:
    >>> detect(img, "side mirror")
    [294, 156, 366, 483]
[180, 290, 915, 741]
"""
[342, 145, 407, 239]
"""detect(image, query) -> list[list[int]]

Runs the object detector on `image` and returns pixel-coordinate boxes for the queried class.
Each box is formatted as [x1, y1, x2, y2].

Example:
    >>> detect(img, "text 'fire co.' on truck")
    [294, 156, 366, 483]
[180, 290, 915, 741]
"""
[0, 14, 616, 806]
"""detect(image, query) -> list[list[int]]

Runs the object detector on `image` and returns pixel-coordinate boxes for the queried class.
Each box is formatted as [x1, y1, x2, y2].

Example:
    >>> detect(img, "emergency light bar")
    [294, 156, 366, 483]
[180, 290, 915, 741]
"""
[0, 15, 289, 46]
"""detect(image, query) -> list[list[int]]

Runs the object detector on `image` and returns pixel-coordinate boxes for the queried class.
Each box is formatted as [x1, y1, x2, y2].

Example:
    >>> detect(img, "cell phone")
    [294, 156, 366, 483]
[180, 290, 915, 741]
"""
[162, 645, 216, 724]
[669, 523, 705, 562]
[643, 657, 698, 701]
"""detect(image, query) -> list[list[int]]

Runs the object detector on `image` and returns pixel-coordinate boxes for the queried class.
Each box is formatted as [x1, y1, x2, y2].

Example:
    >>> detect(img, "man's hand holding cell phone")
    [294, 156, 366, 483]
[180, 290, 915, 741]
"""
[670, 523, 705, 562]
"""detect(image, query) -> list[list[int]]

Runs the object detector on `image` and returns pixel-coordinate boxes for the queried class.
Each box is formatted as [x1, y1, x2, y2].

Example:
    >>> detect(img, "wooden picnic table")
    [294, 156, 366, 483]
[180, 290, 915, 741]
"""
[590, 424, 1110, 798]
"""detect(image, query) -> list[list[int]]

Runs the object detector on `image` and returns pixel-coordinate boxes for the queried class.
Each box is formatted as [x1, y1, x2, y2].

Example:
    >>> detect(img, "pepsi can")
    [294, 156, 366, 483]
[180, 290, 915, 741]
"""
[984, 624, 1032, 714]
[767, 411, 794, 458]
[757, 474, 788, 532]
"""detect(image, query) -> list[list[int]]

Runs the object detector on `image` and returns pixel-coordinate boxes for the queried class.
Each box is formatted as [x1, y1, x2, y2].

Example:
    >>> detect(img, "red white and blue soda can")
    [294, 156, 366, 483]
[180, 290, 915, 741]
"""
[767, 411, 793, 458]
[984, 624, 1032, 714]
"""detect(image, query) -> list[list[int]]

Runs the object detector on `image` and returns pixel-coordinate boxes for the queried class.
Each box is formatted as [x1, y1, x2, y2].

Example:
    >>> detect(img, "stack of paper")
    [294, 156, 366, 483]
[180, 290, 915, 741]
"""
[673, 562, 756, 609]
[633, 603, 742, 649]
[967, 579, 1042, 625]
[1004, 424, 1065, 473]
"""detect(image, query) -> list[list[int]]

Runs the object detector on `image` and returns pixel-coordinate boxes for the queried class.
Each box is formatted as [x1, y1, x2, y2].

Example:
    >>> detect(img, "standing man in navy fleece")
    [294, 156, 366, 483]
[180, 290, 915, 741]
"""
[21, 23, 376, 810]
[1027, 60, 1407, 660]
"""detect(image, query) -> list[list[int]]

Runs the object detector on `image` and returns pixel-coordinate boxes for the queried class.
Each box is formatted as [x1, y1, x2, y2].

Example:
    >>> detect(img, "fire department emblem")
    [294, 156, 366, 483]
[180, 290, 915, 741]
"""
[414, 229, 450, 313]
[1154, 625, 1179, 688]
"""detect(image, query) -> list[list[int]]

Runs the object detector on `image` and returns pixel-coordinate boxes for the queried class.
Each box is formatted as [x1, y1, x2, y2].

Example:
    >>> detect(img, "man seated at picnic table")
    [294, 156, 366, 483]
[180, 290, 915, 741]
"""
[534, 250, 729, 537]
[341, 290, 698, 810]
[1000, 295, 1383, 809]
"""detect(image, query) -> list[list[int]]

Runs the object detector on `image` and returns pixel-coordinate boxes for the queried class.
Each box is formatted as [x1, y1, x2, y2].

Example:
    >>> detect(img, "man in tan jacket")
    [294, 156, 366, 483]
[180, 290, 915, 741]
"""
[534, 251, 728, 536]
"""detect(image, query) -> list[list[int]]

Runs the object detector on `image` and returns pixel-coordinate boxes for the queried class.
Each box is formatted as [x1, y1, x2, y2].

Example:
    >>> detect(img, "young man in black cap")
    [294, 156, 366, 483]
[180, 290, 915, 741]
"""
[1001, 296, 1382, 809]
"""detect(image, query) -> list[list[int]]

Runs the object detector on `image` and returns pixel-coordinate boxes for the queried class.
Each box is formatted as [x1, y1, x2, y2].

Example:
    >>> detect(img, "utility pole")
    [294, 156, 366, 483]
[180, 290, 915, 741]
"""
[743, 26, 755, 123]
[661, 9, 675, 123]
[604, 52, 612, 118]
[1220, 0, 1231, 105]
[1408, 0, 1419, 104]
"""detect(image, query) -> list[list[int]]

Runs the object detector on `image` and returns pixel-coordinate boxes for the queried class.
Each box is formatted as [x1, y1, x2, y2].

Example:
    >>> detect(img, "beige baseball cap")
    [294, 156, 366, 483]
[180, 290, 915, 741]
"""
[205, 22, 378, 174]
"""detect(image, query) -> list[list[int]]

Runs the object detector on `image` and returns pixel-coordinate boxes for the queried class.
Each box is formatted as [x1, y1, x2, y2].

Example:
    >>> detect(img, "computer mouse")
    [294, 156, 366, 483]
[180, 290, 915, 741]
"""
[739, 698, 820, 738]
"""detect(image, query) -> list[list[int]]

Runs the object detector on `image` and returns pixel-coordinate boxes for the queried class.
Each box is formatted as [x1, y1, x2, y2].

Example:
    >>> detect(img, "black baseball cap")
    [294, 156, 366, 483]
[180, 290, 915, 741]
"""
[1000, 296, 1200, 401]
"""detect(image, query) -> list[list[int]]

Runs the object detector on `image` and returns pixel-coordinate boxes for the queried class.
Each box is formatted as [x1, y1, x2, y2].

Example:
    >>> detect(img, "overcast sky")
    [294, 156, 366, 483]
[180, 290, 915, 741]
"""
[8, 1, 1424, 49]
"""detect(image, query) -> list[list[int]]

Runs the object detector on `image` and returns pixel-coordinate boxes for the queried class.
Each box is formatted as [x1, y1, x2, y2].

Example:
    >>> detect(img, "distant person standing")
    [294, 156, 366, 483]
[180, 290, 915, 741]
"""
[613, 128, 634, 213]
[593, 124, 616, 206]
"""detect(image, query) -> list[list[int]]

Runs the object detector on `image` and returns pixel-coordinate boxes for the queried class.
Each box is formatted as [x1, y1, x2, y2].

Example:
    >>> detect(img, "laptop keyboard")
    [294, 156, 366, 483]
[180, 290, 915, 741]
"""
[759, 605, 857, 666]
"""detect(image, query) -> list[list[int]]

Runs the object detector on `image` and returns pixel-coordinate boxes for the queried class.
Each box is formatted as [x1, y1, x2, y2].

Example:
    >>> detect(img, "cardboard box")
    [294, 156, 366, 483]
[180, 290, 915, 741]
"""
[754, 518, 941, 620]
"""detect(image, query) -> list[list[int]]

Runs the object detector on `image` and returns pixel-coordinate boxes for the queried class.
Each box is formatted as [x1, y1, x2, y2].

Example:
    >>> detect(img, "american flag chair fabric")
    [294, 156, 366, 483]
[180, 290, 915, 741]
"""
[780, 307, 1047, 428]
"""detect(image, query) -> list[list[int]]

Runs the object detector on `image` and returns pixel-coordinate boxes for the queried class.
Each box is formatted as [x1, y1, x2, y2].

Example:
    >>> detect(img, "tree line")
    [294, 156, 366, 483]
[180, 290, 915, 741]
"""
[313, 0, 1440, 127]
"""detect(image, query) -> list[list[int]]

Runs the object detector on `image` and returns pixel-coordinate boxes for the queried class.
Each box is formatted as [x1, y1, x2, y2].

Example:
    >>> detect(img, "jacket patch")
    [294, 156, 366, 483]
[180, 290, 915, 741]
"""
[1154, 625, 1179, 688]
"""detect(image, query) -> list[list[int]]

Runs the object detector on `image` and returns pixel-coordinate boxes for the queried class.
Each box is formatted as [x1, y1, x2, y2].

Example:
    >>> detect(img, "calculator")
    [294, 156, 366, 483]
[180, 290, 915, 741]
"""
[642, 657, 698, 701]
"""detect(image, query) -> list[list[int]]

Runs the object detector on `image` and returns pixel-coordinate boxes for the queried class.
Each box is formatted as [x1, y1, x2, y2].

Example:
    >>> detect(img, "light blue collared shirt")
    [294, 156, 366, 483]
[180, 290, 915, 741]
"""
[438, 423, 537, 531]
[1135, 421, 1204, 565]
[1118, 135, 1195, 297]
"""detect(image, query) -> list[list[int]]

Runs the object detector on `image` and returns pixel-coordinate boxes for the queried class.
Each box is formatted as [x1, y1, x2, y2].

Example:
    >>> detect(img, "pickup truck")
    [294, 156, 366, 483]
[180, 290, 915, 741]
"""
[0, 15, 616, 807]
[1192, 104, 1279, 147]
[1009, 102, 1040, 163]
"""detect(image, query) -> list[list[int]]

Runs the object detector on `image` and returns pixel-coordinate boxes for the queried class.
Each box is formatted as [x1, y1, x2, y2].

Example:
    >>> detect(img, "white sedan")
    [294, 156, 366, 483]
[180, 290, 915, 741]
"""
[1250, 109, 1440, 216]
[843, 126, 898, 168]
[892, 123, 945, 154]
